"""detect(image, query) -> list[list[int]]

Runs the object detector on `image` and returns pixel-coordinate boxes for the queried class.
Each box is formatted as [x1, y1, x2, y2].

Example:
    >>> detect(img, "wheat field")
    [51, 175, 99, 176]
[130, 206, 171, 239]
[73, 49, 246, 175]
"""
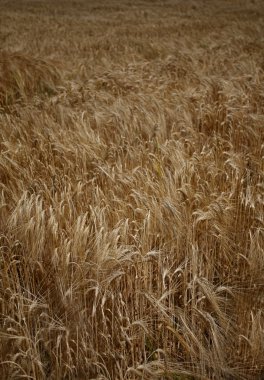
[0, 0, 264, 379]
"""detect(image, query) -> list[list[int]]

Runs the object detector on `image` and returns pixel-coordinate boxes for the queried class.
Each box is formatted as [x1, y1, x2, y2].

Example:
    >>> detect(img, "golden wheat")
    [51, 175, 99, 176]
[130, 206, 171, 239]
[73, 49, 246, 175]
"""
[0, 0, 263, 379]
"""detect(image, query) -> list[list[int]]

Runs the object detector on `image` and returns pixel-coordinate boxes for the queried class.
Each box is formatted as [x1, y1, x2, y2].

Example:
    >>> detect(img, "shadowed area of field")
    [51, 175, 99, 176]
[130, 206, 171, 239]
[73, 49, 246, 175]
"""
[0, 1, 263, 379]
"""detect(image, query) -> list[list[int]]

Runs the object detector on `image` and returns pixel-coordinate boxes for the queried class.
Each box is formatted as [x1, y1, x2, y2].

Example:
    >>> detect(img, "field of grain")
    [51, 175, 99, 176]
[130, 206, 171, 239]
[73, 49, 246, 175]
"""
[0, 0, 263, 379]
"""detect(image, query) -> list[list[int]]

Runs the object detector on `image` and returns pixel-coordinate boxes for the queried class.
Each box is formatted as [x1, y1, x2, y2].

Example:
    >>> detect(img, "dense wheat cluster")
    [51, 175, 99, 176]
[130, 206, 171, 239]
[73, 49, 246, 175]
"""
[0, 0, 264, 379]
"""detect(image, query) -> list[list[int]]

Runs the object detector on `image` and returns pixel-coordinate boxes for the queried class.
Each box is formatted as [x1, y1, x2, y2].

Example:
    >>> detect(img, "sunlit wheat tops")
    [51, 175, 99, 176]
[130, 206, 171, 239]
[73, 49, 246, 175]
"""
[0, 0, 264, 379]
